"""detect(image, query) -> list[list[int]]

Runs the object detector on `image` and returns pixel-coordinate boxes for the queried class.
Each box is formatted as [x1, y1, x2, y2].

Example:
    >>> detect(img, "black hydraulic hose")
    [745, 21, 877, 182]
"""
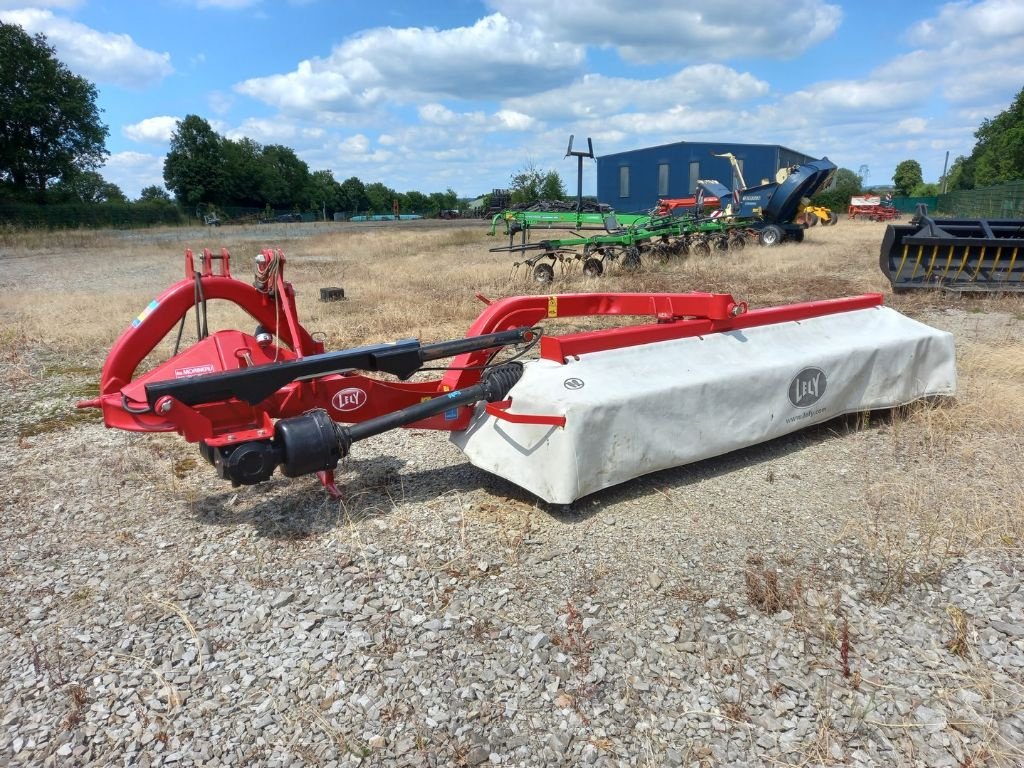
[340, 363, 523, 448]
[417, 327, 536, 362]
[173, 312, 187, 356]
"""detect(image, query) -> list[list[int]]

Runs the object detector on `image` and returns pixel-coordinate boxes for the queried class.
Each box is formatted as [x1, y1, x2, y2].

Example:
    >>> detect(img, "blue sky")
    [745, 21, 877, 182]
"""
[2, 0, 1022, 199]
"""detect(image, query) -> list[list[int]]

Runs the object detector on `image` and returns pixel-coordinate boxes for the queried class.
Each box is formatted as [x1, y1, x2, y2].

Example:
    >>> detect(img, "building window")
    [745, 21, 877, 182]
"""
[688, 161, 700, 194]
[658, 163, 669, 196]
[619, 166, 630, 198]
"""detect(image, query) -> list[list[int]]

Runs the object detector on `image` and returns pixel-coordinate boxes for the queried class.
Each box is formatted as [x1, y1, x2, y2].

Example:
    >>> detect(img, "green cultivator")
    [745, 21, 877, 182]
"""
[493, 212, 754, 283]
[880, 207, 1024, 292]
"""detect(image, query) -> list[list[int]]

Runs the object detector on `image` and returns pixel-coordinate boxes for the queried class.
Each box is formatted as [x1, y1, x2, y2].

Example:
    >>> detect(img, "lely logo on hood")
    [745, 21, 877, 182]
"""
[789, 367, 826, 408]
[332, 387, 367, 412]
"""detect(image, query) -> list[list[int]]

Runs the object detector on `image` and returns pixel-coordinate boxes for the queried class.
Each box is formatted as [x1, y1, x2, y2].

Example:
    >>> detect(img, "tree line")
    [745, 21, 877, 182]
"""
[162, 115, 459, 218]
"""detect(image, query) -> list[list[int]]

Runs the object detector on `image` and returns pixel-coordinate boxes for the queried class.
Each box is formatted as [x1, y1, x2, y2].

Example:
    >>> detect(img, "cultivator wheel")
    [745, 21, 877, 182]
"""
[582, 257, 603, 278]
[728, 234, 746, 252]
[713, 235, 730, 252]
[533, 262, 555, 283]
[650, 239, 674, 263]
[623, 246, 642, 271]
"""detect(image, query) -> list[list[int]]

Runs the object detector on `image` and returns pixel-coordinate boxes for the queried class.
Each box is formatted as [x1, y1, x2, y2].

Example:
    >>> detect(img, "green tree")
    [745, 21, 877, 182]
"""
[892, 159, 924, 196]
[49, 170, 125, 203]
[427, 188, 459, 215]
[509, 161, 544, 205]
[539, 171, 566, 201]
[811, 166, 862, 211]
[967, 86, 1024, 187]
[260, 144, 310, 207]
[403, 190, 430, 214]
[138, 185, 172, 203]
[338, 176, 369, 213]
[944, 155, 975, 191]
[910, 182, 940, 196]
[0, 22, 109, 201]
[306, 169, 340, 216]
[163, 115, 228, 206]
[365, 181, 398, 214]
[223, 137, 267, 207]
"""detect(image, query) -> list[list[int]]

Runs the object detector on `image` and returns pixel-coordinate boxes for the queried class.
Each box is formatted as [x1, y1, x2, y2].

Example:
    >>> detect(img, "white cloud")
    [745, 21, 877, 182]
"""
[339, 134, 370, 154]
[494, 110, 535, 131]
[234, 13, 583, 114]
[419, 104, 461, 126]
[888, 0, 1024, 106]
[896, 117, 928, 134]
[0, 0, 79, 7]
[908, 0, 1024, 45]
[0, 9, 172, 88]
[486, 0, 841, 63]
[776, 80, 925, 116]
[123, 116, 179, 144]
[223, 117, 325, 145]
[100, 151, 165, 199]
[505, 65, 769, 122]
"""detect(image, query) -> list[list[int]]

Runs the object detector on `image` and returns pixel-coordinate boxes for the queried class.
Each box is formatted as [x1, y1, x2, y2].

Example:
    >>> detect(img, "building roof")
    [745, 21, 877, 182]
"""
[598, 139, 815, 161]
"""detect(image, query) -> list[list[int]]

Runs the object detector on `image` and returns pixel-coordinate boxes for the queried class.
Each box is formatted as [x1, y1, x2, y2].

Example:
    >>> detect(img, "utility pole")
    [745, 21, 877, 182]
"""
[940, 151, 950, 194]
[565, 135, 595, 214]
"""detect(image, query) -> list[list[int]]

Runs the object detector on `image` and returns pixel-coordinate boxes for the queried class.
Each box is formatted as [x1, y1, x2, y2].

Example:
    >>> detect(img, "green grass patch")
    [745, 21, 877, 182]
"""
[18, 406, 101, 439]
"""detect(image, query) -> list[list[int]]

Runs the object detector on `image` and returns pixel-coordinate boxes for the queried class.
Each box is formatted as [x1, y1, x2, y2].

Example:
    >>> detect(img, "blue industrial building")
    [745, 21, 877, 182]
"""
[596, 141, 818, 213]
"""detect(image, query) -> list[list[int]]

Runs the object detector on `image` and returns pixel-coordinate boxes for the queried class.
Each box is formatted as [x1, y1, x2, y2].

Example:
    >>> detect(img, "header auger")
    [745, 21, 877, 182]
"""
[80, 247, 956, 504]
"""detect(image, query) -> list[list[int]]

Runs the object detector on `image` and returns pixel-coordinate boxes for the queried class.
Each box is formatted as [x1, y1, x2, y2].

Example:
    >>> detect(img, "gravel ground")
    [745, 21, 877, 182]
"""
[2, 232, 1023, 767]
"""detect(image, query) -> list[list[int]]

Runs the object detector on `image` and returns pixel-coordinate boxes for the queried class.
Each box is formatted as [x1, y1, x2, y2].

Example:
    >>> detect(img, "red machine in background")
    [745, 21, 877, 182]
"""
[848, 195, 900, 221]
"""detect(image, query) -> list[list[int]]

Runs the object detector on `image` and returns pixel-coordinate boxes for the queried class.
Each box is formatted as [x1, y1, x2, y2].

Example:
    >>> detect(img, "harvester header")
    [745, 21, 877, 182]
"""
[880, 207, 1024, 292]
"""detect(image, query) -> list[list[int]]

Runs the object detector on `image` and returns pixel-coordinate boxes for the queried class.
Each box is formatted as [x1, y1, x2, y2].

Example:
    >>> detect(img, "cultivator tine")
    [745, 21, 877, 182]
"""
[881, 215, 1024, 292]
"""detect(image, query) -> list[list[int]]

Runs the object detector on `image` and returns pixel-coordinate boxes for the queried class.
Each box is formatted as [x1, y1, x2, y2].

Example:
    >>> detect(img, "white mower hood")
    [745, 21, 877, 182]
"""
[452, 306, 956, 504]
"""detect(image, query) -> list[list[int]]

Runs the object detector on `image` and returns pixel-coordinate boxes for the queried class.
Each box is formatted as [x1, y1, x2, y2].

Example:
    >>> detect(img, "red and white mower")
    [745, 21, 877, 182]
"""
[79, 248, 956, 504]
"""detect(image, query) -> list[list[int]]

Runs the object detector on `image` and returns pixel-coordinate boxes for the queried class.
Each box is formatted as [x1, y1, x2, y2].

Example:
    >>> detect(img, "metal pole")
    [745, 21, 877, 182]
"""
[941, 151, 950, 194]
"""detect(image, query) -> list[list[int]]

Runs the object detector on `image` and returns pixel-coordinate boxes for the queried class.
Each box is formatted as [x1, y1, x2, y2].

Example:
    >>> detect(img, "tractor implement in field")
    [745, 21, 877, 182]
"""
[880, 209, 1024, 292]
[732, 157, 837, 244]
[849, 196, 900, 222]
[79, 248, 956, 504]
[492, 213, 751, 282]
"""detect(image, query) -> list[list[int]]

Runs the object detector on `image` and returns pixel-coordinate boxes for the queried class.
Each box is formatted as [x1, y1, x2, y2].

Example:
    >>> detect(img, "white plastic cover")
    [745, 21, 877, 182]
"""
[452, 306, 956, 504]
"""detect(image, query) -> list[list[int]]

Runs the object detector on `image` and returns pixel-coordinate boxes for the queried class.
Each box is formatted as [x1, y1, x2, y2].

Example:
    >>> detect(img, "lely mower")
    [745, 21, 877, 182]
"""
[79, 247, 957, 504]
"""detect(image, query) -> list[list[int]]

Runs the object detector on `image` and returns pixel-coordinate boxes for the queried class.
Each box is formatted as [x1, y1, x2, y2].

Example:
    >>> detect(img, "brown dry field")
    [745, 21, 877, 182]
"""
[1, 216, 1021, 555]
